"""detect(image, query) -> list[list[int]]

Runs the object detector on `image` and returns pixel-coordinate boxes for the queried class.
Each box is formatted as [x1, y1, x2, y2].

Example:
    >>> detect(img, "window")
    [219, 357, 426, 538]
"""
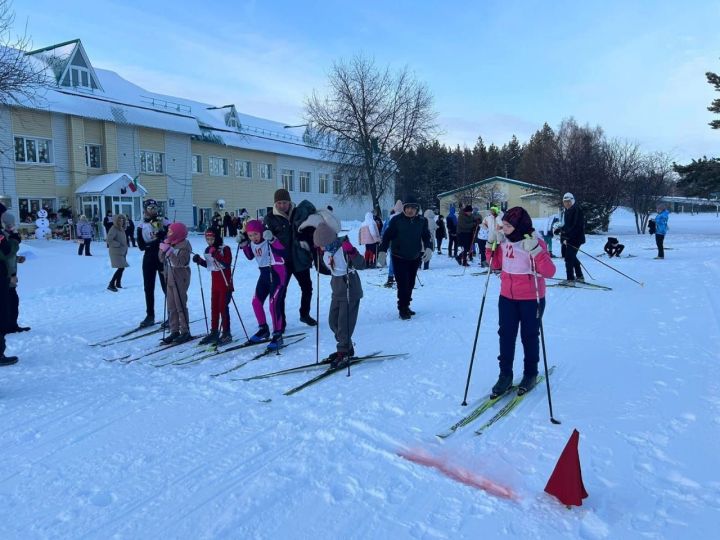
[281, 169, 294, 191]
[209, 156, 229, 176]
[191, 154, 202, 174]
[85, 144, 102, 168]
[19, 197, 56, 221]
[333, 174, 341, 195]
[70, 67, 93, 89]
[318, 173, 329, 194]
[258, 163, 273, 180]
[256, 208, 267, 218]
[14, 136, 53, 164]
[140, 150, 164, 174]
[299, 171, 311, 193]
[235, 159, 252, 178]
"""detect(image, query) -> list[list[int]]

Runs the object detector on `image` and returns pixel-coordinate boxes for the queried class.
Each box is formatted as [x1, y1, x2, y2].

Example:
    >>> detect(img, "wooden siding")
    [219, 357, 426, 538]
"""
[11, 108, 52, 138]
[103, 122, 118, 172]
[67, 116, 87, 189]
[51, 113, 70, 187]
[83, 119, 103, 144]
[139, 128, 164, 151]
[15, 167, 56, 197]
[117, 125, 140, 176]
[0, 106, 18, 202]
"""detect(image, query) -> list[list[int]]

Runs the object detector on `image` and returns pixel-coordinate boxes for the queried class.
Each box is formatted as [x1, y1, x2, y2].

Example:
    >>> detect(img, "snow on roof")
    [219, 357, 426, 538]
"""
[21, 39, 329, 161]
[76, 173, 147, 195]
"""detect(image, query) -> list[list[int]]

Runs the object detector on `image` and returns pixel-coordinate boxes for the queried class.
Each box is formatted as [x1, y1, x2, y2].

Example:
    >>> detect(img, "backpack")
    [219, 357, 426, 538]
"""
[648, 219, 656, 235]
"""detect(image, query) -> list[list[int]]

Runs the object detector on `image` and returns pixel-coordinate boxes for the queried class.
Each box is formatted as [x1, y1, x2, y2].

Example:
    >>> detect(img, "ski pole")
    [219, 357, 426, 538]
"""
[528, 240, 561, 425]
[566, 241, 644, 286]
[578, 258, 594, 281]
[315, 250, 321, 364]
[162, 260, 169, 341]
[345, 265, 352, 377]
[232, 241, 241, 278]
[461, 241, 497, 406]
[195, 261, 210, 334]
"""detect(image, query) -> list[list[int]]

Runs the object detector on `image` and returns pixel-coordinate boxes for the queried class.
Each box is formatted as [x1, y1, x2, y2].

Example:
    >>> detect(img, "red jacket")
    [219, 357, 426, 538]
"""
[198, 245, 233, 292]
[487, 237, 555, 300]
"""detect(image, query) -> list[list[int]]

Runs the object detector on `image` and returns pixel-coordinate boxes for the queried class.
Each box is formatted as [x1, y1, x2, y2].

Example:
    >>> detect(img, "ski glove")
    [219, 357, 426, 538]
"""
[192, 253, 202, 264]
[421, 247, 433, 263]
[376, 251, 387, 268]
[159, 241, 172, 253]
[262, 230, 274, 242]
[522, 236, 542, 257]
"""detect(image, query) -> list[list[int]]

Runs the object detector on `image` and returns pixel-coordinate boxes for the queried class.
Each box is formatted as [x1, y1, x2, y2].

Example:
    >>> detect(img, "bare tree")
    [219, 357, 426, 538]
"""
[625, 152, 674, 234]
[0, 0, 46, 105]
[306, 55, 437, 216]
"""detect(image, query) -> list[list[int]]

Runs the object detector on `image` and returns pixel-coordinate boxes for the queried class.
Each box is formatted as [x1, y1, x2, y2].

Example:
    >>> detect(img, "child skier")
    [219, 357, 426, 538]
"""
[313, 222, 366, 369]
[487, 206, 556, 397]
[192, 227, 233, 346]
[158, 222, 192, 344]
[603, 237, 625, 258]
[239, 220, 287, 350]
[0, 212, 29, 333]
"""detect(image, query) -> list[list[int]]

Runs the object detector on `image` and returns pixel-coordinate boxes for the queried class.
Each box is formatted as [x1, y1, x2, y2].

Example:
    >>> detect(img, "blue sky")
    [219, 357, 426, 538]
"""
[12, 0, 720, 162]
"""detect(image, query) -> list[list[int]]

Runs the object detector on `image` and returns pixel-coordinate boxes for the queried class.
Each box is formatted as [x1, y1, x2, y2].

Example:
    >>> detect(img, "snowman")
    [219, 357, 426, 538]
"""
[35, 209, 52, 239]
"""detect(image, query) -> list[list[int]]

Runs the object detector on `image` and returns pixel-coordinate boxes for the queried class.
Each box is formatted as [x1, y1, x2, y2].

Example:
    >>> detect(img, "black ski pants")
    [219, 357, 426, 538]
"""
[143, 254, 167, 319]
[655, 234, 665, 258]
[78, 239, 92, 256]
[498, 296, 545, 378]
[280, 266, 313, 328]
[562, 243, 583, 281]
[392, 255, 420, 313]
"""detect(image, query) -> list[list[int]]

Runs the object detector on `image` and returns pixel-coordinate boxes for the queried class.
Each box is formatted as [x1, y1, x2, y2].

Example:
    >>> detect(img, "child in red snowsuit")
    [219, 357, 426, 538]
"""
[192, 227, 233, 346]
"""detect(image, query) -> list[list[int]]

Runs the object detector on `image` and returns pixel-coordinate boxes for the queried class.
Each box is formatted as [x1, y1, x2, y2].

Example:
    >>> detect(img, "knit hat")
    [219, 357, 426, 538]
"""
[490, 205, 500, 214]
[1, 211, 16, 229]
[502, 206, 534, 242]
[313, 222, 337, 247]
[403, 195, 420, 211]
[274, 189, 291, 203]
[245, 219, 264, 234]
[167, 222, 188, 243]
[463, 205, 473, 213]
[563, 192, 575, 202]
[143, 198, 158, 209]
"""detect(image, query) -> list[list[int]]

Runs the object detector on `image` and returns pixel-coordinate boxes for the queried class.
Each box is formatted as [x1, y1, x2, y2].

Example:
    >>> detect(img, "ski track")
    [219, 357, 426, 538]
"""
[2, 212, 720, 538]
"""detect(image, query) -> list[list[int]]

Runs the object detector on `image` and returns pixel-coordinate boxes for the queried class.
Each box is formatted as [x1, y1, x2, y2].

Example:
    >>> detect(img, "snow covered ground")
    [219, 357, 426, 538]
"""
[1, 208, 719, 539]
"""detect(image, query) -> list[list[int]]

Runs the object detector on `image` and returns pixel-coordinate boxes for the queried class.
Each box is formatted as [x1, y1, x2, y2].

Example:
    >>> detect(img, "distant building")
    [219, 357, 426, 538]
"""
[0, 39, 390, 232]
[437, 176, 559, 218]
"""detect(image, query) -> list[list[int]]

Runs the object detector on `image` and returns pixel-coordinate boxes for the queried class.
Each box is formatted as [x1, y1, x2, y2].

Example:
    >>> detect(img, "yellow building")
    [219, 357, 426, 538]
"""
[0, 39, 389, 234]
[437, 176, 559, 218]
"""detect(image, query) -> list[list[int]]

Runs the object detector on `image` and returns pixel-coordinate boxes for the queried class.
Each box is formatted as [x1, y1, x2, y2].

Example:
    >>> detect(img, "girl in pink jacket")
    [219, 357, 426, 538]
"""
[486, 206, 555, 397]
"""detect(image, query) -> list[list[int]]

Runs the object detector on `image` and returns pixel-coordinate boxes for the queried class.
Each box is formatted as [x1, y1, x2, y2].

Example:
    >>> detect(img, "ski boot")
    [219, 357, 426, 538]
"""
[300, 314, 317, 326]
[174, 332, 192, 344]
[218, 331, 232, 346]
[0, 355, 19, 366]
[330, 351, 350, 369]
[161, 331, 180, 344]
[266, 332, 284, 351]
[517, 373, 539, 396]
[383, 276, 395, 288]
[491, 373, 513, 398]
[139, 315, 155, 328]
[248, 324, 270, 343]
[199, 330, 219, 346]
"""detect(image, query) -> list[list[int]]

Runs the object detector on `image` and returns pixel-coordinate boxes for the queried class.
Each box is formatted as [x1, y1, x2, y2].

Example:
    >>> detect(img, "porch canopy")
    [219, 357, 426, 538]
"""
[75, 173, 148, 235]
[75, 173, 147, 197]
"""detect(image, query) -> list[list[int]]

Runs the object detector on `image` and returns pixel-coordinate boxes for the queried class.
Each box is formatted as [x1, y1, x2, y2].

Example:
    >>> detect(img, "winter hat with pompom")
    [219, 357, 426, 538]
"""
[1, 211, 16, 230]
[313, 222, 337, 248]
[245, 219, 264, 234]
[167, 222, 188, 243]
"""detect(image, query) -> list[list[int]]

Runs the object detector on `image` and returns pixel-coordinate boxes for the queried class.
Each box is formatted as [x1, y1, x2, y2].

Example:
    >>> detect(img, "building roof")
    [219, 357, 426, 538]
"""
[76, 173, 147, 195]
[437, 176, 558, 198]
[14, 39, 328, 162]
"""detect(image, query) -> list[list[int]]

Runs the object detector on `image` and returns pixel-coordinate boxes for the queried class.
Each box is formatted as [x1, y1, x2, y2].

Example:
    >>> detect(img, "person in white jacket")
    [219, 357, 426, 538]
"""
[482, 206, 503, 245]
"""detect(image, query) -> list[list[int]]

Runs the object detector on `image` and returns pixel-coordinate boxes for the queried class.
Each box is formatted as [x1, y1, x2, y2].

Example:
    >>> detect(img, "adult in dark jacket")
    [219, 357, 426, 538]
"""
[377, 197, 432, 319]
[455, 205, 476, 266]
[446, 206, 458, 257]
[555, 192, 586, 284]
[223, 212, 231, 237]
[103, 211, 113, 236]
[435, 215, 446, 254]
[263, 188, 318, 328]
[125, 217, 136, 247]
[137, 199, 170, 327]
[0, 203, 19, 365]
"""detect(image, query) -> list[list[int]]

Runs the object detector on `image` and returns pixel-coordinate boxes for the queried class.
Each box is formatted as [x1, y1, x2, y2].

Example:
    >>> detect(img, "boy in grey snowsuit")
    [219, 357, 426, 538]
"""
[313, 222, 366, 368]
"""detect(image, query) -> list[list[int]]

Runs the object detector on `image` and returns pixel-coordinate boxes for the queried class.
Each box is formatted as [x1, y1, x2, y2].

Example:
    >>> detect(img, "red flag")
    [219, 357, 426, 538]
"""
[544, 429, 589, 506]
